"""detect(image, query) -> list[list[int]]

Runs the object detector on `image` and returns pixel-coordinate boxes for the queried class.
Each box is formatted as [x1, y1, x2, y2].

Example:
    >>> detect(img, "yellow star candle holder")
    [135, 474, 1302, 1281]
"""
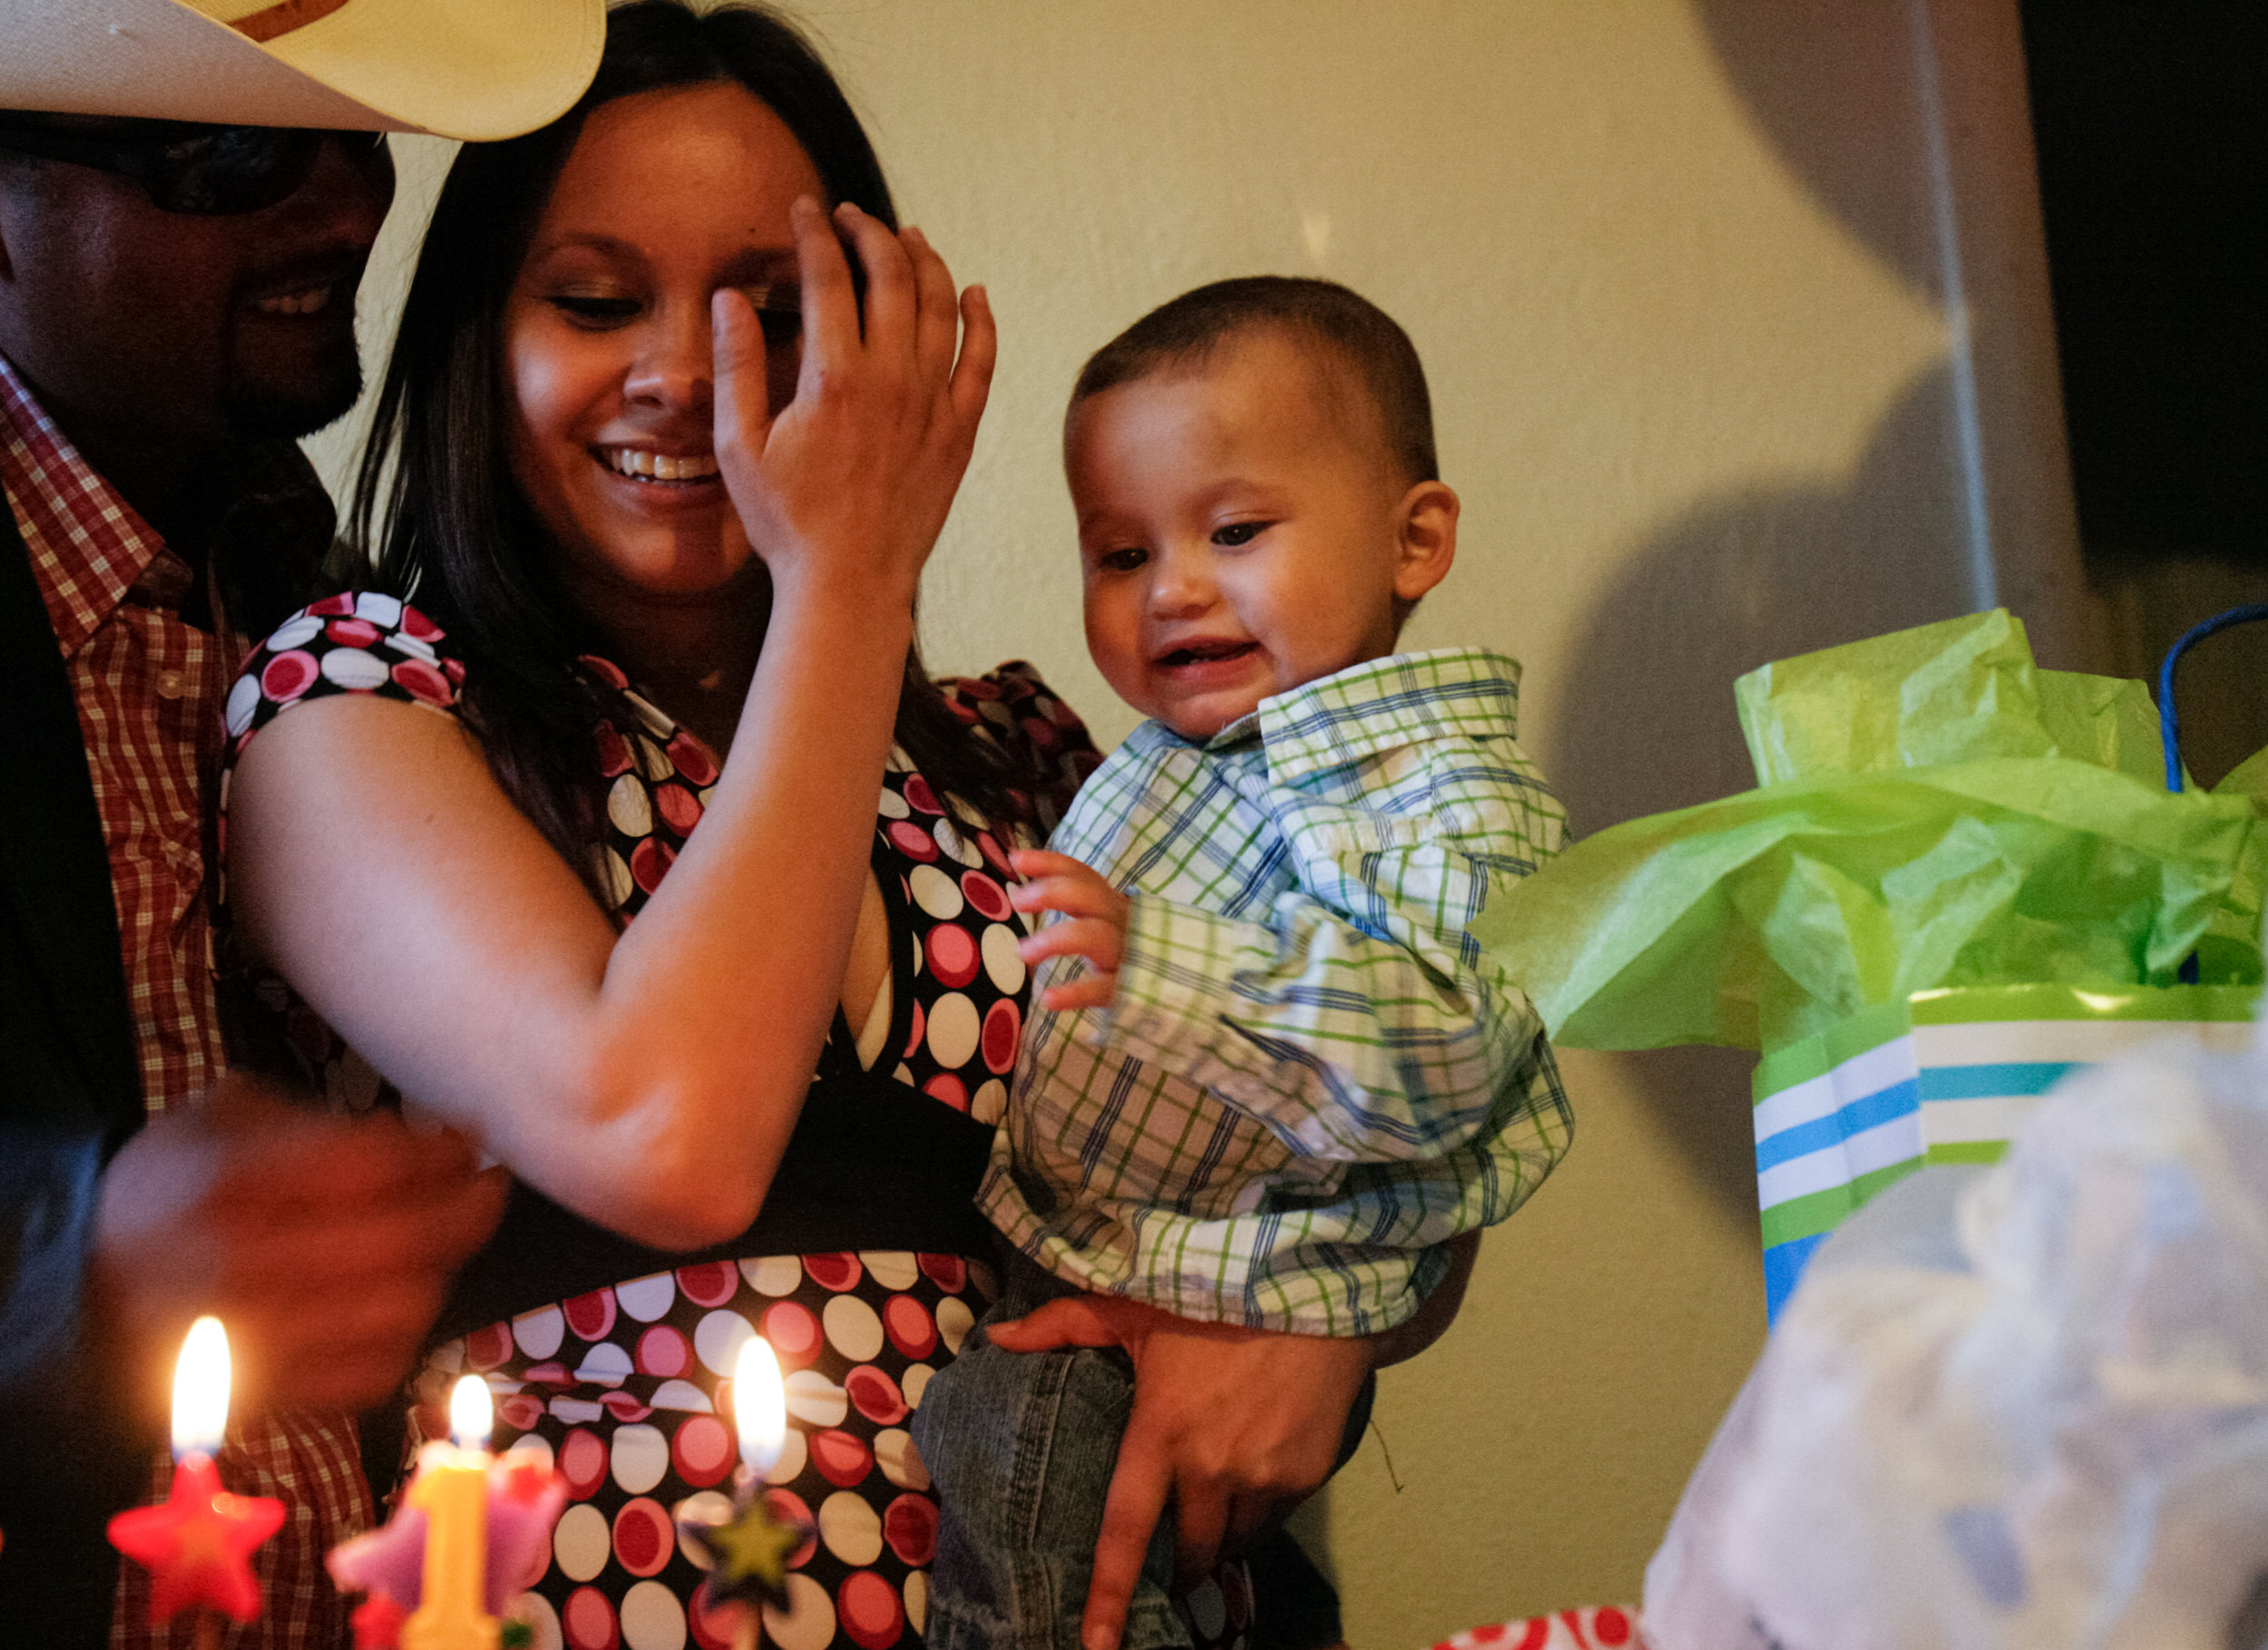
[677, 1337, 807, 1633]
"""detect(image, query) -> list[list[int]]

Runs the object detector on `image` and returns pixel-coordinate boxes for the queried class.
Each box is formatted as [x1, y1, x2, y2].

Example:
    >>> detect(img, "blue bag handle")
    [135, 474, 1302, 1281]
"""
[2156, 602, 2268, 984]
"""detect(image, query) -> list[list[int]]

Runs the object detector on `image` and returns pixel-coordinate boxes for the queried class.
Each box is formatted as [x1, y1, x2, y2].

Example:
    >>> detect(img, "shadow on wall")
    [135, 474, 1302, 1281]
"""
[1549, 362, 1976, 1225]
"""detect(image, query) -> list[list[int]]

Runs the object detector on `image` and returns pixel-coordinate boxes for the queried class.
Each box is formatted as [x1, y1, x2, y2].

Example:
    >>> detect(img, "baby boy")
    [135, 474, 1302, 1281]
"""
[912, 277, 1572, 1650]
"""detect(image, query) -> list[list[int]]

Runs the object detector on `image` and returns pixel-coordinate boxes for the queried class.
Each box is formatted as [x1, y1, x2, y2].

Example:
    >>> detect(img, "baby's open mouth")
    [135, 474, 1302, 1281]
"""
[599, 447, 720, 484]
[1157, 639, 1258, 669]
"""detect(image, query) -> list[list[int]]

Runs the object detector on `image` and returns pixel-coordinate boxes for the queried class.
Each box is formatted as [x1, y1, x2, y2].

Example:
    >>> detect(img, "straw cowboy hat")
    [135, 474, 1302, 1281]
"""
[0, 0, 605, 142]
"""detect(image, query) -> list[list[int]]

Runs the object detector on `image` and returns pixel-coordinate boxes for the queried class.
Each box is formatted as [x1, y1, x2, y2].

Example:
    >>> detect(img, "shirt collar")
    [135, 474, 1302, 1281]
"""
[1129, 647, 1527, 780]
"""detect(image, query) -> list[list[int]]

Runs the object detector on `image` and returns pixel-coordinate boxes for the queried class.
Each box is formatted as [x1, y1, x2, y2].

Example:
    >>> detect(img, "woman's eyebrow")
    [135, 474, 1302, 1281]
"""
[716, 246, 799, 290]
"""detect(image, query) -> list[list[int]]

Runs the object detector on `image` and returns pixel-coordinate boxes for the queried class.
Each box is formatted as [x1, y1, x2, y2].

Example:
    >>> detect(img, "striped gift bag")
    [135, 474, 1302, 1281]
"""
[1753, 982, 2257, 1321]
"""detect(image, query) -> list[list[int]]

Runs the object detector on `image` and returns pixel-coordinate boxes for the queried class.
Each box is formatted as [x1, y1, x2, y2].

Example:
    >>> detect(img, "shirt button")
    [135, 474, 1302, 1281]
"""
[155, 669, 186, 699]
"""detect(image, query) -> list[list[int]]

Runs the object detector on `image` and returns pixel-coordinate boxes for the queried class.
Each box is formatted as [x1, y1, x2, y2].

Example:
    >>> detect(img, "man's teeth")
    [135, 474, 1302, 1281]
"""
[604, 448, 721, 483]
[255, 287, 331, 316]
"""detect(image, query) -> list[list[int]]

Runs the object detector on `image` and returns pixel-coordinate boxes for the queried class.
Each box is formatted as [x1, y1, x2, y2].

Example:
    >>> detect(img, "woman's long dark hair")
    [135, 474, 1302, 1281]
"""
[350, 0, 1017, 899]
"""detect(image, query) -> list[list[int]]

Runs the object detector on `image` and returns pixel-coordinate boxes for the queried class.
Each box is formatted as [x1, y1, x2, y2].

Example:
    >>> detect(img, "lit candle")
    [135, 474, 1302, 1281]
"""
[681, 1337, 807, 1649]
[400, 1376, 500, 1650]
[107, 1317, 285, 1649]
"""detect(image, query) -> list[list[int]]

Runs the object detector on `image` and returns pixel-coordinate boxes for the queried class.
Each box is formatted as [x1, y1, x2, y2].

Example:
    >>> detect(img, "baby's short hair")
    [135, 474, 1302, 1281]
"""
[1070, 276, 1437, 486]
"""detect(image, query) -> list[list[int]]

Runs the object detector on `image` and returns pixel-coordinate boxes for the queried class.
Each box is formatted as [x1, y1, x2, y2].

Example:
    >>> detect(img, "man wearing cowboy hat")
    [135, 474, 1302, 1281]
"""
[0, 2, 601, 1641]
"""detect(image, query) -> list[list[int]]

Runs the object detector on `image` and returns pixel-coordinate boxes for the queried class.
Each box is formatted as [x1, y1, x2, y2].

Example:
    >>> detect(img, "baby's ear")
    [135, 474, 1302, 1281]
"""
[1393, 481, 1459, 603]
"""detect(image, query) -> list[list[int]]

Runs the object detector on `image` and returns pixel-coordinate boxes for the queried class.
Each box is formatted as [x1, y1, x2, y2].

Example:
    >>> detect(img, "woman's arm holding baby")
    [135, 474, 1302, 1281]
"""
[989, 1234, 1479, 1650]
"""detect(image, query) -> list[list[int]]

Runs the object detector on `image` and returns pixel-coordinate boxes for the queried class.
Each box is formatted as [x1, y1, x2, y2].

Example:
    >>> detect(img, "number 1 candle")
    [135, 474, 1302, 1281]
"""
[107, 1317, 285, 1649]
[401, 1375, 501, 1650]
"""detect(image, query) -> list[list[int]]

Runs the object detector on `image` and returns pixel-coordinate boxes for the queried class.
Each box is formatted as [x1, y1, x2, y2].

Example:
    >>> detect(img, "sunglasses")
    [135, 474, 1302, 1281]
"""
[0, 117, 388, 216]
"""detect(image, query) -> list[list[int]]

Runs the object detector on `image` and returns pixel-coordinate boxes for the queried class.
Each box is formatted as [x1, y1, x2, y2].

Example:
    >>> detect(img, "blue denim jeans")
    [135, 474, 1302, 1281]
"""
[912, 1253, 1190, 1650]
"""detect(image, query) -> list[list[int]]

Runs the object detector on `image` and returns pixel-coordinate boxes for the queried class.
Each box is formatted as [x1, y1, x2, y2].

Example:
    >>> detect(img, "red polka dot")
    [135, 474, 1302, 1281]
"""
[594, 721, 632, 777]
[955, 677, 1002, 701]
[762, 1301, 823, 1369]
[922, 1072, 968, 1113]
[630, 836, 676, 894]
[523, 1361, 571, 1386]
[327, 617, 381, 648]
[656, 782, 702, 836]
[1592, 1608, 1632, 1646]
[960, 871, 1011, 921]
[917, 1254, 967, 1294]
[977, 833, 1012, 876]
[636, 1325, 692, 1378]
[612, 1496, 673, 1577]
[390, 658, 452, 706]
[809, 1429, 873, 1489]
[902, 775, 942, 815]
[925, 924, 979, 989]
[982, 999, 1022, 1075]
[260, 649, 317, 702]
[845, 1365, 907, 1426]
[578, 653, 628, 689]
[903, 999, 925, 1059]
[400, 606, 444, 642]
[560, 1428, 608, 1499]
[838, 1569, 905, 1648]
[666, 730, 719, 786]
[688, 1581, 744, 1650]
[1020, 715, 1061, 750]
[598, 1386, 652, 1425]
[563, 1585, 620, 1650]
[562, 1288, 617, 1342]
[464, 1323, 512, 1371]
[887, 821, 939, 862]
[443, 657, 465, 687]
[676, 1261, 738, 1308]
[671, 1412, 735, 1489]
[883, 1295, 936, 1361]
[802, 1254, 863, 1293]
[883, 1493, 937, 1567]
[496, 1392, 544, 1433]
[762, 1488, 817, 1567]
[307, 592, 356, 617]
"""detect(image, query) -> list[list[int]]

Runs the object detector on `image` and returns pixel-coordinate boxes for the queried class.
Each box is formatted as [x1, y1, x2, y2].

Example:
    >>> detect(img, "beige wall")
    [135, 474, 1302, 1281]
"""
[307, 2, 2086, 1641]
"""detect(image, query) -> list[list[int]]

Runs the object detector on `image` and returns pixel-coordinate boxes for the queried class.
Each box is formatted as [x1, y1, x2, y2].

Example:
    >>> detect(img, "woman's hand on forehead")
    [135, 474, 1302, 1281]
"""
[709, 196, 995, 610]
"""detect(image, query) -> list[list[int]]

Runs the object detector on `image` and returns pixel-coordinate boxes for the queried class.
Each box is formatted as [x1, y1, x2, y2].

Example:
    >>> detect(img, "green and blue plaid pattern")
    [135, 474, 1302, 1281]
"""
[982, 648, 1573, 1334]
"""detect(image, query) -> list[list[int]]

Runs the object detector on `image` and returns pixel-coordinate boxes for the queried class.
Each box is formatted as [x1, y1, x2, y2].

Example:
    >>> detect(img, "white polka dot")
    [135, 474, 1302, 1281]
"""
[649, 1379, 712, 1413]
[553, 1502, 610, 1581]
[633, 734, 676, 781]
[574, 1342, 633, 1386]
[608, 774, 653, 836]
[874, 1428, 929, 1490]
[935, 1296, 975, 1357]
[876, 784, 910, 820]
[266, 614, 323, 650]
[904, 1570, 927, 1635]
[694, 1310, 755, 1376]
[429, 1339, 465, 1376]
[387, 631, 438, 664]
[982, 924, 1026, 994]
[503, 1436, 556, 1472]
[972, 1079, 1007, 1125]
[354, 591, 405, 627]
[901, 1364, 934, 1410]
[510, 1590, 562, 1650]
[621, 1579, 687, 1650]
[818, 1489, 884, 1567]
[925, 993, 981, 1069]
[549, 1396, 604, 1425]
[513, 1306, 564, 1360]
[672, 1490, 733, 1569]
[1186, 1578, 1227, 1639]
[934, 818, 983, 868]
[600, 847, 634, 907]
[611, 1422, 670, 1494]
[320, 647, 388, 690]
[763, 1575, 836, 1650]
[616, 1272, 677, 1323]
[858, 1252, 920, 1291]
[766, 1424, 807, 1485]
[741, 1255, 804, 1297]
[224, 675, 262, 737]
[783, 1368, 847, 1429]
[907, 864, 963, 920]
[624, 692, 675, 740]
[821, 1295, 885, 1362]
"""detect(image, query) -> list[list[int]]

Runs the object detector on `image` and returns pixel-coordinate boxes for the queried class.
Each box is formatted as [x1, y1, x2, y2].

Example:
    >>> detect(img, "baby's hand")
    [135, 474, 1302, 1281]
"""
[1009, 850, 1130, 1012]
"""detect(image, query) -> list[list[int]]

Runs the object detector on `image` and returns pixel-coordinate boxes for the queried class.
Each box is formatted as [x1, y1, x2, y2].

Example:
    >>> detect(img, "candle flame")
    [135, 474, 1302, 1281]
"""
[171, 1315, 230, 1460]
[449, 1375, 493, 1452]
[732, 1336, 786, 1478]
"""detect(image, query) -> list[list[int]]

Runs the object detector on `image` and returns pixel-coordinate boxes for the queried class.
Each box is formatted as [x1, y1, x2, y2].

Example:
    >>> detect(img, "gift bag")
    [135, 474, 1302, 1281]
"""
[1475, 610, 2264, 1315]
